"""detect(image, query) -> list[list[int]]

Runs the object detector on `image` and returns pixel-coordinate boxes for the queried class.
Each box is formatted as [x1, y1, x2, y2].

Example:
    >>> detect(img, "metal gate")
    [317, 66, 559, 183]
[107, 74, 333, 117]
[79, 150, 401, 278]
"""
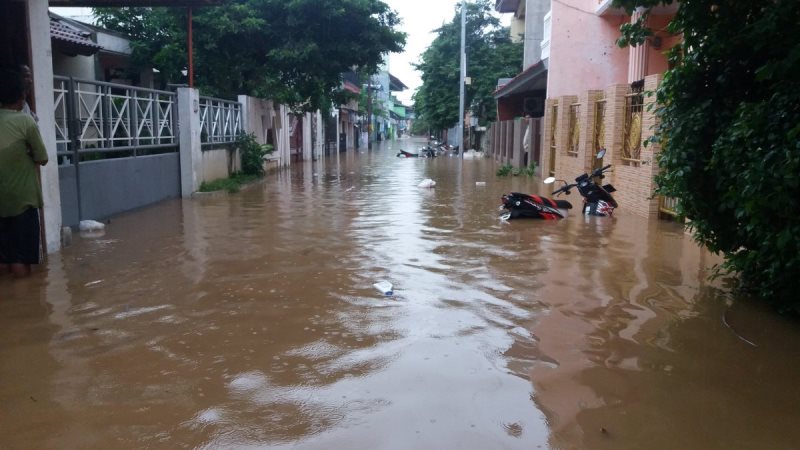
[54, 76, 179, 226]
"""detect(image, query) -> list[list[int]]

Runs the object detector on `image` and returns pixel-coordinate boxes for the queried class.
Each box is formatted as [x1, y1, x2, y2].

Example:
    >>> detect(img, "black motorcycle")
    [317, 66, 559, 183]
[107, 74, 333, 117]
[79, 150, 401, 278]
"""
[545, 149, 618, 217]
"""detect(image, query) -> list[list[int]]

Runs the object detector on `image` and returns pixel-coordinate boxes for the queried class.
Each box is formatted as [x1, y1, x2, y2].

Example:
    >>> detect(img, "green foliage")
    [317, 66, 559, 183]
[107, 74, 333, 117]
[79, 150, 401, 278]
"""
[95, 0, 405, 112]
[615, 0, 800, 313]
[496, 164, 513, 177]
[236, 132, 273, 176]
[199, 172, 260, 193]
[413, 0, 522, 132]
[512, 162, 537, 177]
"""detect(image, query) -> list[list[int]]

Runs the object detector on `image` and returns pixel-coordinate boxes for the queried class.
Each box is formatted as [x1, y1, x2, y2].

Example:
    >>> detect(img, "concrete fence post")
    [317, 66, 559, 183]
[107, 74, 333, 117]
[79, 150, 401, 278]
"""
[28, 0, 62, 253]
[512, 119, 525, 168]
[178, 87, 202, 197]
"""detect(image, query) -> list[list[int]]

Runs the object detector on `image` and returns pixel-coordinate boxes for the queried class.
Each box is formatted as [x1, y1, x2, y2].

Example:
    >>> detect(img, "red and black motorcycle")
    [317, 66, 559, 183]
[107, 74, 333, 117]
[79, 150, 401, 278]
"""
[499, 192, 573, 221]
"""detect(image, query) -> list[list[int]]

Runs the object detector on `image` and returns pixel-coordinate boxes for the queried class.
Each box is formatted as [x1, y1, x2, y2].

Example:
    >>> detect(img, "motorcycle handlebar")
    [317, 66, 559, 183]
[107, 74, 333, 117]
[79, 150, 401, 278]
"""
[552, 183, 576, 196]
[590, 164, 613, 178]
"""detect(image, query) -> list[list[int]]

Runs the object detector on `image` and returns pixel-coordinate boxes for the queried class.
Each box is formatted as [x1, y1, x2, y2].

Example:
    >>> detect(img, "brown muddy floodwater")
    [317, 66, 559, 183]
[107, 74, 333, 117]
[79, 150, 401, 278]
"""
[2, 138, 799, 450]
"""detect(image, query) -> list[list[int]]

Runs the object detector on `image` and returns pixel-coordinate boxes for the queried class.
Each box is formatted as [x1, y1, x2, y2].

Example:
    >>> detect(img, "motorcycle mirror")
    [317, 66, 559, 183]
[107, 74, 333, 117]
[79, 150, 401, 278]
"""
[596, 148, 606, 159]
[543, 177, 556, 184]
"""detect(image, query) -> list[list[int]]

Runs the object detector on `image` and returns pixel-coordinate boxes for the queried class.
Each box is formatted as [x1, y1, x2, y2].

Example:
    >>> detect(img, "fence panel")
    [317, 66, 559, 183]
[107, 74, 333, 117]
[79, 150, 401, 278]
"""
[199, 96, 243, 146]
[53, 76, 178, 164]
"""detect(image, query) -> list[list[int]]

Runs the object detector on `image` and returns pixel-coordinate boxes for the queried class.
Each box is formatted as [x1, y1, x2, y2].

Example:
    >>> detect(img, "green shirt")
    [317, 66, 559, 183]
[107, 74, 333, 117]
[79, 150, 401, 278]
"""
[0, 108, 48, 217]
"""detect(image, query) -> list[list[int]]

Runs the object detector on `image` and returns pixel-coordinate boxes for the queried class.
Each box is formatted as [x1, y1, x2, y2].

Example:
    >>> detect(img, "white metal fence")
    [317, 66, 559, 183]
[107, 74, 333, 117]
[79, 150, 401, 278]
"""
[53, 76, 178, 163]
[199, 96, 243, 146]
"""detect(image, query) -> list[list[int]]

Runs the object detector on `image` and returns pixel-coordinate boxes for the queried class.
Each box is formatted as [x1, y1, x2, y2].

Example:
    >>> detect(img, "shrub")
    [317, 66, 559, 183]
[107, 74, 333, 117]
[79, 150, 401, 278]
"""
[496, 164, 513, 177]
[237, 132, 274, 176]
[617, 0, 800, 313]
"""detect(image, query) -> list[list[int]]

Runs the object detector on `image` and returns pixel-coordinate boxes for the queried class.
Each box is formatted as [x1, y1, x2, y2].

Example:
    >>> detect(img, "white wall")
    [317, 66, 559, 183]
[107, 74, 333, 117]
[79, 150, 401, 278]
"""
[96, 32, 131, 55]
[239, 95, 291, 168]
[52, 52, 96, 79]
[201, 148, 233, 182]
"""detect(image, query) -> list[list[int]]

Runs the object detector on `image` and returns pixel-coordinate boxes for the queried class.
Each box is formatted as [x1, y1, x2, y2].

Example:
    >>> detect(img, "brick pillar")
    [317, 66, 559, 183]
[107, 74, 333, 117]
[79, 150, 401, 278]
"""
[642, 73, 664, 217]
[577, 91, 594, 173]
[542, 98, 558, 177]
[555, 95, 578, 180]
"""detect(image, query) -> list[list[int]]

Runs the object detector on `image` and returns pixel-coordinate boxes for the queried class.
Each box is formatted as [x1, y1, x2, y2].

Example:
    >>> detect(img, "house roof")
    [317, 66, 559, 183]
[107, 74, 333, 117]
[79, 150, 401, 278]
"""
[343, 81, 360, 94]
[493, 60, 548, 99]
[388, 73, 407, 91]
[50, 0, 221, 5]
[50, 14, 103, 56]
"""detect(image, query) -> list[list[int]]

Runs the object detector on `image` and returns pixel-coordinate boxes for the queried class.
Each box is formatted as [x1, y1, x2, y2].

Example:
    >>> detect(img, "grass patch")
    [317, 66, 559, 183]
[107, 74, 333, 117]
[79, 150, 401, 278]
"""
[199, 172, 261, 193]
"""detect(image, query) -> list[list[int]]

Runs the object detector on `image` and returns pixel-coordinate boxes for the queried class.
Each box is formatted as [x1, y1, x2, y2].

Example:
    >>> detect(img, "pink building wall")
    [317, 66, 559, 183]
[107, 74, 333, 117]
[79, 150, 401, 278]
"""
[547, 1, 677, 98]
[547, 0, 630, 98]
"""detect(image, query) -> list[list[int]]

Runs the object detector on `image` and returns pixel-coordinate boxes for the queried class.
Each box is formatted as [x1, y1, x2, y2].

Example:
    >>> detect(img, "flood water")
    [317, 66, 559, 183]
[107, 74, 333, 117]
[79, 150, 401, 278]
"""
[2, 137, 799, 449]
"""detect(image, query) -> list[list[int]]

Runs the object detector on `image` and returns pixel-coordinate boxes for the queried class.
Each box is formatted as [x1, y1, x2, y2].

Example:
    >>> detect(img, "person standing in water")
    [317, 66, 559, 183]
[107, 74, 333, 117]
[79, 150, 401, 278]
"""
[0, 68, 48, 278]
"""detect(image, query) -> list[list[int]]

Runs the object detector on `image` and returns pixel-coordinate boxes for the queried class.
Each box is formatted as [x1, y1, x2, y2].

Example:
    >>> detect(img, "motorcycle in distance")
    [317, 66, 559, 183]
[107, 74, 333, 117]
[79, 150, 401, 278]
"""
[544, 148, 618, 217]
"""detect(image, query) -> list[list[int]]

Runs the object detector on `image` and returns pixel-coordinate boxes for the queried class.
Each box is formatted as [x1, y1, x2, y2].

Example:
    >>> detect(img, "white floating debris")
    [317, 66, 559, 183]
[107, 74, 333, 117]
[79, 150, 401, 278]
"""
[373, 281, 394, 296]
[84, 280, 104, 287]
[475, 181, 486, 186]
[462, 149, 484, 159]
[417, 179, 436, 188]
[79, 220, 105, 231]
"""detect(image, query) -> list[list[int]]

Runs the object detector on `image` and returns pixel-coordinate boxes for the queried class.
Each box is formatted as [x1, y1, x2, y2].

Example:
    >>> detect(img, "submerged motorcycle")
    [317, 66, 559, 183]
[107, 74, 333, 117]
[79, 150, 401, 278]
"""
[500, 149, 618, 220]
[499, 192, 573, 221]
[545, 149, 618, 217]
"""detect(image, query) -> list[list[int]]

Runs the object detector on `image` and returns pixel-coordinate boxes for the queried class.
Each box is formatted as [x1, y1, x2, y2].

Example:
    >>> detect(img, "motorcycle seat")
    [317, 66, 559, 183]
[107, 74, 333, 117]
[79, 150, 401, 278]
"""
[509, 193, 573, 210]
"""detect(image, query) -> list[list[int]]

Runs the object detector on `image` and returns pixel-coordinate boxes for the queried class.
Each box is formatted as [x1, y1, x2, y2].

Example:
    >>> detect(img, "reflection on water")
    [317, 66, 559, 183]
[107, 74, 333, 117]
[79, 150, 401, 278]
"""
[1, 138, 799, 449]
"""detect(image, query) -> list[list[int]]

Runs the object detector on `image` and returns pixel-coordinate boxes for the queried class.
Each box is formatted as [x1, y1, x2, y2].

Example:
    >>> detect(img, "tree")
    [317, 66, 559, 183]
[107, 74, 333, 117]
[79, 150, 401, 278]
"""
[413, 0, 522, 132]
[95, 0, 405, 112]
[614, 0, 800, 313]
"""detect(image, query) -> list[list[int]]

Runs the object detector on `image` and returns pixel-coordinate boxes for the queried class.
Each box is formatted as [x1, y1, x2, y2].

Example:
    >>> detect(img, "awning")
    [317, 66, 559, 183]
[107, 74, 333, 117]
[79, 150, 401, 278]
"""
[50, 15, 103, 56]
[495, 0, 521, 14]
[493, 60, 548, 99]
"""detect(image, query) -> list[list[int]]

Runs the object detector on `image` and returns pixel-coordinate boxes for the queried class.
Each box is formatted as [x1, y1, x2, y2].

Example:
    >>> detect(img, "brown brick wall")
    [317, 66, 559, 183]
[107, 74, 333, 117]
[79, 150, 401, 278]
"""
[611, 74, 663, 218]
[543, 74, 665, 220]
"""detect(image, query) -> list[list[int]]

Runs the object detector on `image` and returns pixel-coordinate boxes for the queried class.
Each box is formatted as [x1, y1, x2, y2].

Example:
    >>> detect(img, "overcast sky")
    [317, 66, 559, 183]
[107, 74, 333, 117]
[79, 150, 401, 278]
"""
[381, 0, 461, 105]
[51, 2, 508, 106]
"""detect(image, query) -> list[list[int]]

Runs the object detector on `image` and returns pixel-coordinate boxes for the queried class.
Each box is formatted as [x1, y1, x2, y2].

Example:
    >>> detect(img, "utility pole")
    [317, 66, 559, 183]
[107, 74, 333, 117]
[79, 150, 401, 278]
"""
[367, 75, 373, 150]
[458, 1, 466, 158]
[187, 7, 193, 87]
